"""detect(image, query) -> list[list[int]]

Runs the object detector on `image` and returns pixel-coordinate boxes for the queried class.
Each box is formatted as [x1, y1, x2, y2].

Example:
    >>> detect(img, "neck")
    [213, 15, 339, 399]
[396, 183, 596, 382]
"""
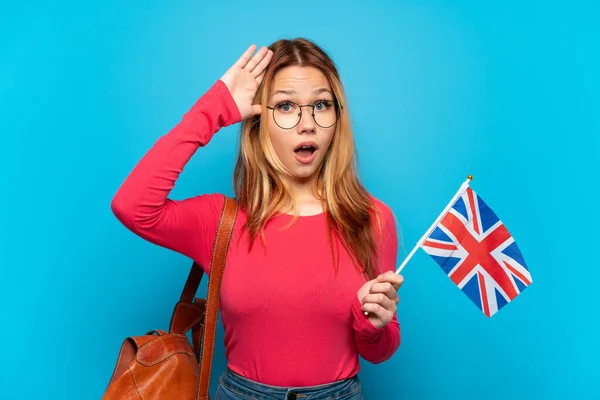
[282, 175, 325, 216]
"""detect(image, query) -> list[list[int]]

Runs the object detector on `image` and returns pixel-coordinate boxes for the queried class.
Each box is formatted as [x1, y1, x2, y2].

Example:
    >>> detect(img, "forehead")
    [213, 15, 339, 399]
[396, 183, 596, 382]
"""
[270, 66, 330, 94]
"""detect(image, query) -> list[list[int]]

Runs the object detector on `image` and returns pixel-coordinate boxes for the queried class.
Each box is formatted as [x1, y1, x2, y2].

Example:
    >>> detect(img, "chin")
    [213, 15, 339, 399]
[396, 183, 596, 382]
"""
[288, 165, 320, 181]
[291, 170, 316, 180]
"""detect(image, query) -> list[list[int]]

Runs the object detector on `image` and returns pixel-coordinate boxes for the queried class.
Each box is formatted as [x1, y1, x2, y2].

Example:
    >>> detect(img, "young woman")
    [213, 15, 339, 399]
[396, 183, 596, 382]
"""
[111, 38, 404, 399]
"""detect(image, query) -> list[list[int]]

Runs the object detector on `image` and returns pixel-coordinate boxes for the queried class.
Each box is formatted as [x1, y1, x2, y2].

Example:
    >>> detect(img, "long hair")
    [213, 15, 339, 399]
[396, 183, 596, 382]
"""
[233, 38, 381, 280]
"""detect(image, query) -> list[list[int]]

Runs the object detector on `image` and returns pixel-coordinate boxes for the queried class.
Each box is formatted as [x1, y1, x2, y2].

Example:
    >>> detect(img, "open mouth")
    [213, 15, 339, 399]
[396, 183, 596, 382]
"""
[294, 144, 317, 158]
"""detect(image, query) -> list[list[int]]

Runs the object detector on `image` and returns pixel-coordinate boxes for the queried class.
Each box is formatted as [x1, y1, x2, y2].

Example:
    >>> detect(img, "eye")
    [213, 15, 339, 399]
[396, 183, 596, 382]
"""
[275, 101, 296, 113]
[314, 100, 334, 112]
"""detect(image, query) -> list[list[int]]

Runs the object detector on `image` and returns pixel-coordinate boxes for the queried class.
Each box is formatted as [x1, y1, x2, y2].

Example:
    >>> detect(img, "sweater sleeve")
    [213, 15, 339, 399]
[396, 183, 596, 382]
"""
[110, 80, 242, 272]
[351, 201, 401, 364]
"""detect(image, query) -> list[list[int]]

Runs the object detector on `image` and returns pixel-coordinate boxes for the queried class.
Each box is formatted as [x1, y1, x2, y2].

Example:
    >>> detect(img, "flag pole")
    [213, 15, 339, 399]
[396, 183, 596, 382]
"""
[363, 175, 474, 316]
[394, 175, 473, 274]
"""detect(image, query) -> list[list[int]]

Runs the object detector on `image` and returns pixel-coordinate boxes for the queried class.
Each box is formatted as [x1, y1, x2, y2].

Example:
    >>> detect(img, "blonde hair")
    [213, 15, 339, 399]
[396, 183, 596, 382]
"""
[234, 38, 381, 280]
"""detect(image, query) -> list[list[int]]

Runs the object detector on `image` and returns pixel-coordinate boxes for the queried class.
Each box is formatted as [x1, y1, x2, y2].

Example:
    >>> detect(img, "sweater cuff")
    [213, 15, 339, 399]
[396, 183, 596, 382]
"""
[214, 79, 242, 126]
[351, 295, 384, 340]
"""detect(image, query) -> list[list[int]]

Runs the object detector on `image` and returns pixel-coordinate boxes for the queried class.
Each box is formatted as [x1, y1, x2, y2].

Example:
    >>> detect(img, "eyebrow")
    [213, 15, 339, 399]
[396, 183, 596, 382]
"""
[271, 88, 333, 97]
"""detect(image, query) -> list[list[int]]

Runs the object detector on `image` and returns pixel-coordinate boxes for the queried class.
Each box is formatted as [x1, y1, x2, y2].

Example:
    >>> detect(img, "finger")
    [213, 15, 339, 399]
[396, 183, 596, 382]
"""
[255, 70, 266, 85]
[251, 49, 273, 76]
[362, 293, 396, 311]
[235, 44, 257, 69]
[378, 271, 401, 281]
[369, 282, 394, 294]
[244, 46, 268, 72]
[250, 104, 262, 116]
[361, 302, 392, 321]
[369, 283, 400, 305]
[377, 272, 404, 291]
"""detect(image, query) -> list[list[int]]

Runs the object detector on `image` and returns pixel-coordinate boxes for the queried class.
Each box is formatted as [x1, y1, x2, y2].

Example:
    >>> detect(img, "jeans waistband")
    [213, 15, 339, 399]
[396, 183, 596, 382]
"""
[217, 368, 363, 400]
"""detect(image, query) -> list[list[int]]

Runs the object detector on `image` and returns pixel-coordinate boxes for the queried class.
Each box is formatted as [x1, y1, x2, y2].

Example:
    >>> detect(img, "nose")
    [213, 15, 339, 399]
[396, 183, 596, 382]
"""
[297, 106, 316, 134]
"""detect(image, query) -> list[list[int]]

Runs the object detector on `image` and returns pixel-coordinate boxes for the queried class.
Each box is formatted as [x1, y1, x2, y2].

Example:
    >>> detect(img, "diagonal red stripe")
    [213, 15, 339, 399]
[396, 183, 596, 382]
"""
[504, 260, 531, 286]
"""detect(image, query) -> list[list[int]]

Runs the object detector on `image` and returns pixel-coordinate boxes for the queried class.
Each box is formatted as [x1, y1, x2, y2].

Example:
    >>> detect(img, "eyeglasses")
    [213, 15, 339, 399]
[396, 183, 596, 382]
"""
[266, 99, 342, 130]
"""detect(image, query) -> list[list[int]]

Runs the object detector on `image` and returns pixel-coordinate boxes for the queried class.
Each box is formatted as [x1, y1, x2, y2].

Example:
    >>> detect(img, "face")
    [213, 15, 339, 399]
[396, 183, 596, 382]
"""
[266, 66, 338, 182]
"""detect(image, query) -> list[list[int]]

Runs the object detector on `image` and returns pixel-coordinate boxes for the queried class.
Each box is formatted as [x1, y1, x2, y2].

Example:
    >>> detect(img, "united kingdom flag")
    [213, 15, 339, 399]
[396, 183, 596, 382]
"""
[421, 187, 532, 317]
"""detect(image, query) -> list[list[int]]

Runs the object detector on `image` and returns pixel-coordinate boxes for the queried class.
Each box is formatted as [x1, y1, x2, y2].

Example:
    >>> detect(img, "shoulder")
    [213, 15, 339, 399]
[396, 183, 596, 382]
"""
[368, 196, 398, 241]
[175, 193, 232, 273]
[181, 192, 234, 227]
[195, 192, 228, 207]
[369, 196, 395, 224]
[185, 192, 227, 211]
[368, 196, 399, 273]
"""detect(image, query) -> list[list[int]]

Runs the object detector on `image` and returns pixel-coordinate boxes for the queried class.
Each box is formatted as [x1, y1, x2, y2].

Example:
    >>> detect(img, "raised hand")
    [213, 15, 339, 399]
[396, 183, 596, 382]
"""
[219, 44, 274, 120]
[357, 271, 404, 329]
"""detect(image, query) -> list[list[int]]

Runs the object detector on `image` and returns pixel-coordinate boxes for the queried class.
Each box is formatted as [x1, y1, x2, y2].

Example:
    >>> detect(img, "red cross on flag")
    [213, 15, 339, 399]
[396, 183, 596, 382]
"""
[397, 176, 532, 317]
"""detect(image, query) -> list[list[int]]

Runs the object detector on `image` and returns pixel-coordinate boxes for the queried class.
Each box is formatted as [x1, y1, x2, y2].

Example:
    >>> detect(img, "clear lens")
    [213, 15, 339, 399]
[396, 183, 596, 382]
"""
[272, 100, 339, 129]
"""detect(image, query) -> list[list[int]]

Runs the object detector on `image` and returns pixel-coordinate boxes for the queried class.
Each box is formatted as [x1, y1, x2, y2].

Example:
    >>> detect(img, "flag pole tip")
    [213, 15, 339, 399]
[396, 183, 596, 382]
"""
[467, 174, 473, 180]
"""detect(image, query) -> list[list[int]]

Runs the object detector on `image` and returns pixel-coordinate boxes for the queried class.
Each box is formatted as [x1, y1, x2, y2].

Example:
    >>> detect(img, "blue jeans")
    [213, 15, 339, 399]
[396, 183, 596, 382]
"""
[214, 368, 364, 400]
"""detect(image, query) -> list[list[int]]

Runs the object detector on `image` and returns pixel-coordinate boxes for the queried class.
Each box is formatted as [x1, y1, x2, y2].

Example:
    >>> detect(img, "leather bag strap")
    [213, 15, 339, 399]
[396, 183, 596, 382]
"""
[180, 262, 205, 303]
[196, 196, 238, 399]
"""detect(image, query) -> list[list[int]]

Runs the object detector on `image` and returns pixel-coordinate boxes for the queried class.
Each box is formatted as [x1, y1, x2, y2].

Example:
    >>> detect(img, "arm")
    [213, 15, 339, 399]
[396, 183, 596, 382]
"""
[110, 80, 241, 270]
[352, 204, 401, 364]
[111, 44, 273, 271]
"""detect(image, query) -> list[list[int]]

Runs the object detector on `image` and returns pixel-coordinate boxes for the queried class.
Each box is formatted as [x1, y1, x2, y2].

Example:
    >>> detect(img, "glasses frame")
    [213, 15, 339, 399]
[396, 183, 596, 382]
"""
[266, 98, 344, 130]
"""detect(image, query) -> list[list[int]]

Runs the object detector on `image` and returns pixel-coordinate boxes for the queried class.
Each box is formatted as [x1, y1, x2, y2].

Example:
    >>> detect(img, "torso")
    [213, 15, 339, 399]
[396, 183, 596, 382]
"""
[220, 209, 366, 386]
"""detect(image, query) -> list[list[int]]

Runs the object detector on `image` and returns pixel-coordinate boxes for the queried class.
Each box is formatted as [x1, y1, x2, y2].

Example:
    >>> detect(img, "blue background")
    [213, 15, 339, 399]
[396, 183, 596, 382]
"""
[1, 1, 598, 399]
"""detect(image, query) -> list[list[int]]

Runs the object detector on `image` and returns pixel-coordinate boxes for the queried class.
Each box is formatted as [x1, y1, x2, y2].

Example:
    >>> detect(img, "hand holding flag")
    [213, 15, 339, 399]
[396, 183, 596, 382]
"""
[357, 272, 404, 328]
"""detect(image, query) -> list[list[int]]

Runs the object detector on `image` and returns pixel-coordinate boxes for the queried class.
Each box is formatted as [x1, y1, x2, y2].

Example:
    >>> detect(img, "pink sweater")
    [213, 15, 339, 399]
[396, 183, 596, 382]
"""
[111, 79, 401, 386]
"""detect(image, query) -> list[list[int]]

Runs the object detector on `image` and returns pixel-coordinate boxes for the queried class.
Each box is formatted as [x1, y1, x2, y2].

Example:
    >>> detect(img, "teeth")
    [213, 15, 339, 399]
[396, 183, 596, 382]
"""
[295, 144, 315, 152]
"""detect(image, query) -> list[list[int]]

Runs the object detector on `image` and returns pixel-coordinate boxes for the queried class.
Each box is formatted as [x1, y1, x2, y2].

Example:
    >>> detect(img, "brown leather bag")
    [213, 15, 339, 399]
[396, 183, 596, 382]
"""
[102, 197, 238, 400]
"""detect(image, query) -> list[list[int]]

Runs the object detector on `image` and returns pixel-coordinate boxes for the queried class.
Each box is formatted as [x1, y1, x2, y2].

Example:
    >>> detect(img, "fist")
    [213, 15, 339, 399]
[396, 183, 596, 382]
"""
[357, 271, 404, 329]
